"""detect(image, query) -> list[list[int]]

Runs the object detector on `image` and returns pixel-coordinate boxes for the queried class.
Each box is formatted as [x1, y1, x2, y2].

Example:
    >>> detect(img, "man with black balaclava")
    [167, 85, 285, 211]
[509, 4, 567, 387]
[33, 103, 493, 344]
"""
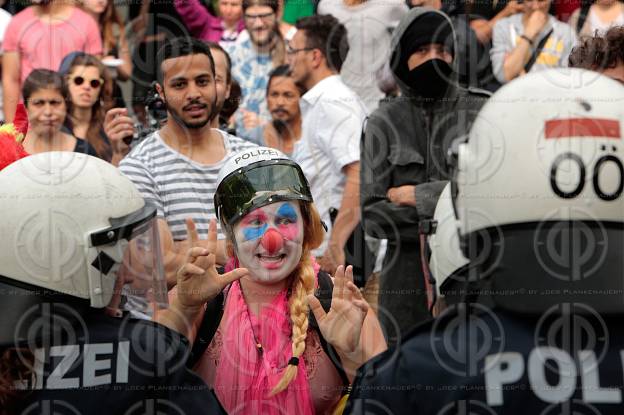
[360, 7, 490, 346]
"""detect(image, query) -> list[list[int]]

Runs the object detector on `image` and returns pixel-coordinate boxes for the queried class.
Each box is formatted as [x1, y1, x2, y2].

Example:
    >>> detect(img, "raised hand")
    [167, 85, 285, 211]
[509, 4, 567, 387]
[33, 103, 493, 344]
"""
[176, 218, 249, 311]
[319, 242, 345, 274]
[524, 10, 548, 40]
[308, 265, 369, 355]
[104, 108, 135, 145]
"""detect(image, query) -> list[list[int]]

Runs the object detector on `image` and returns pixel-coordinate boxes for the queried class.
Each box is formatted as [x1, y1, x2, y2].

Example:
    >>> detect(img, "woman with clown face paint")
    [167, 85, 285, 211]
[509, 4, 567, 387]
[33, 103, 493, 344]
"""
[189, 147, 387, 414]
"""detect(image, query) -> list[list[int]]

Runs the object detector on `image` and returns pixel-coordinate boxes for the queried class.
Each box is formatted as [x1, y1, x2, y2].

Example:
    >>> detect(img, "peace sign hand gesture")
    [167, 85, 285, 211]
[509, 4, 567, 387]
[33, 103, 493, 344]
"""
[176, 218, 249, 311]
[308, 265, 369, 356]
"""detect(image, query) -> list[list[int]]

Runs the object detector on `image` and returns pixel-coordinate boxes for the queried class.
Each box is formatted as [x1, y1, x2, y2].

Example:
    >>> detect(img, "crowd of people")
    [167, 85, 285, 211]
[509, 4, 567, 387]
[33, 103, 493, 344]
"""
[1, 0, 624, 413]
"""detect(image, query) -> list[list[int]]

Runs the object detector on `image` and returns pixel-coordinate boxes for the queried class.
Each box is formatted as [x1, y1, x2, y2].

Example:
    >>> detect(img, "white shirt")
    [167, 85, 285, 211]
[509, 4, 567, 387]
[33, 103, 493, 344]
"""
[317, 0, 407, 113]
[588, 8, 624, 36]
[292, 75, 367, 255]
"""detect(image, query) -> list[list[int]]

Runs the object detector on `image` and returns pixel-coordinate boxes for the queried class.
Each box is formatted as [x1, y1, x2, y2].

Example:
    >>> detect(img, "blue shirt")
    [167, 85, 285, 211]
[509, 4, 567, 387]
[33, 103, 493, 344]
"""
[224, 31, 274, 139]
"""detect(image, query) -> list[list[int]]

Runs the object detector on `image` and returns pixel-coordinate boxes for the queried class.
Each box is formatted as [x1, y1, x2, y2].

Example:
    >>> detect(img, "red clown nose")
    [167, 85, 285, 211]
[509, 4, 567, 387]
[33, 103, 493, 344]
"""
[260, 228, 284, 254]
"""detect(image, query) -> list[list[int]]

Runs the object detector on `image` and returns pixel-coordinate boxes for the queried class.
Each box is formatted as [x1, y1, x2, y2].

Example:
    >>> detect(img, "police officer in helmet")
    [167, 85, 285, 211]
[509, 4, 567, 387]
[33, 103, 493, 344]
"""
[0, 152, 248, 414]
[346, 68, 624, 414]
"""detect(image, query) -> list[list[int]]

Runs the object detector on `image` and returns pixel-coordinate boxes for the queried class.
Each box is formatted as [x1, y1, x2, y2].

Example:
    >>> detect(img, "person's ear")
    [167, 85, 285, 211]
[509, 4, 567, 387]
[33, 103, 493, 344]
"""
[311, 48, 323, 69]
[155, 82, 165, 101]
[225, 80, 232, 100]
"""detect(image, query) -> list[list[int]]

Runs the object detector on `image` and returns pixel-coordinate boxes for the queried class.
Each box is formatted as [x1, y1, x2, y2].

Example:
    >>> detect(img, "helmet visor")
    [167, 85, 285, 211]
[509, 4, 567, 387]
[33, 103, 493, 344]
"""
[215, 159, 313, 226]
[92, 206, 168, 317]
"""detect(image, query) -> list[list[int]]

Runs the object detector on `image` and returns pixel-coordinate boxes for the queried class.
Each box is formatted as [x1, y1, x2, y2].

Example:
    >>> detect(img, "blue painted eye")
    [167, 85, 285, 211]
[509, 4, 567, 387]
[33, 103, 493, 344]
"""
[276, 203, 298, 221]
[243, 224, 268, 241]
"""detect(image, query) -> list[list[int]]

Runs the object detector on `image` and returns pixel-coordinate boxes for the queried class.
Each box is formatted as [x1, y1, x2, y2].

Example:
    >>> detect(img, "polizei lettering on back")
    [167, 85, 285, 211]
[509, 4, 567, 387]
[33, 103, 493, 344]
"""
[20, 341, 130, 390]
[485, 347, 622, 406]
[234, 149, 280, 164]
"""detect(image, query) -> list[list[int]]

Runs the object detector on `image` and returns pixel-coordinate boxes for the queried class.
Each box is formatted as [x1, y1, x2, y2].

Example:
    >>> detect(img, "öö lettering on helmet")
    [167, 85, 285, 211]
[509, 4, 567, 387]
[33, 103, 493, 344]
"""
[550, 152, 623, 201]
[234, 149, 280, 165]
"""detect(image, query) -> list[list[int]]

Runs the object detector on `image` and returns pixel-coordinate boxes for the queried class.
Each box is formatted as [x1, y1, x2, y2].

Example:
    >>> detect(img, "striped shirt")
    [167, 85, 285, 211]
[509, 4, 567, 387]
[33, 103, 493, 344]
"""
[119, 130, 257, 240]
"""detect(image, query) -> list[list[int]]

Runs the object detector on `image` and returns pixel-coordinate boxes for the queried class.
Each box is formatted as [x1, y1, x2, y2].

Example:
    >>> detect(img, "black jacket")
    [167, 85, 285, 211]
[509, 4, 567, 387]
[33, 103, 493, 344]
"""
[360, 8, 490, 337]
[4, 303, 225, 414]
[346, 304, 624, 414]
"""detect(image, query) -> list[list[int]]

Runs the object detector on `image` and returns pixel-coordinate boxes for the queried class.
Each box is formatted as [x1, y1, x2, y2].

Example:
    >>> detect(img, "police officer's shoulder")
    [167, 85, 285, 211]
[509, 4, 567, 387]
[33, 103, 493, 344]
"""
[356, 317, 437, 380]
[347, 319, 439, 414]
[117, 315, 192, 370]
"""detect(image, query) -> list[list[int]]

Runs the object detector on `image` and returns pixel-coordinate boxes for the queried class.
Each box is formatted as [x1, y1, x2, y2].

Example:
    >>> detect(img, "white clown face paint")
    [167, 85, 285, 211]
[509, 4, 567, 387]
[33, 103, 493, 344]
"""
[233, 201, 304, 283]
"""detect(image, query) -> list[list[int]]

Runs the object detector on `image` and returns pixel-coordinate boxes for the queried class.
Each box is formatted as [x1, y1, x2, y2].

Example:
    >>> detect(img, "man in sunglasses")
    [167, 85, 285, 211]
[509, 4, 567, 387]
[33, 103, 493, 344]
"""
[224, 0, 285, 139]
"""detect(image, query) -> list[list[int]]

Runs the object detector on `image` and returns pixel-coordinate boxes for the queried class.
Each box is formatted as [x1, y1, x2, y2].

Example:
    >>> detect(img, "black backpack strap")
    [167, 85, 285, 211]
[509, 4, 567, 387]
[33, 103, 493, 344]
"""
[524, 28, 554, 74]
[186, 290, 225, 369]
[308, 271, 351, 388]
[576, 2, 592, 35]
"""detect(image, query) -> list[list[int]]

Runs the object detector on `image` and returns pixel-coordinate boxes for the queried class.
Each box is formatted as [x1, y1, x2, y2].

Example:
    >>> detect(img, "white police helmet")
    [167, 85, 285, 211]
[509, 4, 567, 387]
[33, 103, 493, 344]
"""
[456, 68, 624, 237]
[453, 69, 624, 314]
[214, 147, 313, 228]
[0, 153, 168, 311]
[428, 184, 469, 298]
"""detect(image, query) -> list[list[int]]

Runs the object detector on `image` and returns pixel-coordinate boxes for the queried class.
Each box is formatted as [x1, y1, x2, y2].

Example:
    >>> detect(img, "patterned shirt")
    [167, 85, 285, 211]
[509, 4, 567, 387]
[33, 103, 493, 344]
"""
[224, 31, 274, 139]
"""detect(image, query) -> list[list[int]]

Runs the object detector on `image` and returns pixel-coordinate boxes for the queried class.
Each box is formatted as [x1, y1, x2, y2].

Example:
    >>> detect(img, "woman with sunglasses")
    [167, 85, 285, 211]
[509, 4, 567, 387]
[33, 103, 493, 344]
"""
[59, 52, 127, 165]
[179, 147, 387, 414]
[21, 69, 97, 156]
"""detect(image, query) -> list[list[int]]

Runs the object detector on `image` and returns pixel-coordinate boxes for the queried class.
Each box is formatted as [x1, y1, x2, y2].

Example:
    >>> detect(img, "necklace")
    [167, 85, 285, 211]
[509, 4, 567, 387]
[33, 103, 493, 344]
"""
[239, 281, 293, 357]
[239, 282, 266, 356]
[243, 299, 264, 355]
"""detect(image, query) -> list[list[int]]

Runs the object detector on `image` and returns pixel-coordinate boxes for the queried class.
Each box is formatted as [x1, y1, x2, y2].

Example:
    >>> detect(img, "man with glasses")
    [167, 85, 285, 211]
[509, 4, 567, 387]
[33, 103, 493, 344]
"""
[490, 0, 576, 83]
[225, 0, 284, 139]
[286, 14, 368, 277]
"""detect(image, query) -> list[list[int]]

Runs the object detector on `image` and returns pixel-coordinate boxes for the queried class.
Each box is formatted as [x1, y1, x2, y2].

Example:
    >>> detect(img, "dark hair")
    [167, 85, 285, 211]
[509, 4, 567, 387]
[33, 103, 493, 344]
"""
[156, 37, 216, 85]
[204, 41, 232, 85]
[62, 53, 110, 161]
[295, 14, 349, 73]
[22, 69, 69, 105]
[266, 64, 304, 95]
[93, 0, 124, 56]
[242, 0, 278, 13]
[220, 78, 241, 122]
[568, 26, 624, 70]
